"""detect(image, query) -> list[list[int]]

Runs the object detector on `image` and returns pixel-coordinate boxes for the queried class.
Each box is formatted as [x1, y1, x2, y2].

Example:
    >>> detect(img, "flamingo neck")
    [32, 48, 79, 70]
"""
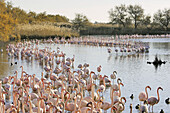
[78, 94, 82, 107]
[49, 106, 53, 113]
[145, 87, 149, 99]
[91, 85, 94, 101]
[17, 100, 20, 113]
[22, 95, 25, 113]
[65, 93, 70, 108]
[74, 97, 77, 112]
[38, 99, 40, 113]
[29, 101, 32, 113]
[121, 102, 125, 111]
[111, 89, 115, 106]
[103, 77, 106, 87]
[118, 84, 121, 97]
[97, 90, 100, 99]
[47, 92, 50, 102]
[61, 90, 64, 102]
[13, 92, 17, 106]
[86, 108, 90, 113]
[91, 103, 94, 112]
[3, 102, 5, 113]
[157, 89, 160, 103]
[77, 83, 80, 93]
[55, 96, 59, 106]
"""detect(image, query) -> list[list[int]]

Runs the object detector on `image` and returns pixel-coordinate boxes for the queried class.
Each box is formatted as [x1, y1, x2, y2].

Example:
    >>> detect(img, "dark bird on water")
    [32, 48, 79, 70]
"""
[130, 94, 134, 100]
[147, 61, 152, 64]
[160, 109, 164, 113]
[165, 98, 170, 104]
[135, 104, 139, 109]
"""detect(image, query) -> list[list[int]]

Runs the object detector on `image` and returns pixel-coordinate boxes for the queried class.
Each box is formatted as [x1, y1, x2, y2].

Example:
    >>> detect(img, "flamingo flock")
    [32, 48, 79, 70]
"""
[0, 38, 166, 113]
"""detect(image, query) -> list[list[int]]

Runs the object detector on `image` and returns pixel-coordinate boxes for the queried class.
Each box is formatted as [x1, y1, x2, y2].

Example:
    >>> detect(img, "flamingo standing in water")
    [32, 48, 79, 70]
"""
[147, 87, 163, 112]
[138, 86, 151, 104]
[99, 75, 108, 97]
[64, 92, 78, 112]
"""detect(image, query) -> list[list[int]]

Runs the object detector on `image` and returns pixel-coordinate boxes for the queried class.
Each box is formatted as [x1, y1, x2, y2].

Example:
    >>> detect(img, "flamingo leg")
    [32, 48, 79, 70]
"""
[54, 80, 55, 88]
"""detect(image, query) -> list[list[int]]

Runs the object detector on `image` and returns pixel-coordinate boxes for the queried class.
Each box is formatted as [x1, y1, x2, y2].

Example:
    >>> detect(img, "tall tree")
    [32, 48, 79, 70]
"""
[0, 1, 17, 41]
[108, 4, 129, 28]
[28, 11, 36, 23]
[127, 5, 144, 29]
[153, 8, 170, 30]
[72, 14, 90, 31]
[141, 15, 151, 29]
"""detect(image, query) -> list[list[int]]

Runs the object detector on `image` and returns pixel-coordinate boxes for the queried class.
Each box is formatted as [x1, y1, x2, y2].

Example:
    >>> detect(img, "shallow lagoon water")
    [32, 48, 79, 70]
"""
[0, 38, 170, 113]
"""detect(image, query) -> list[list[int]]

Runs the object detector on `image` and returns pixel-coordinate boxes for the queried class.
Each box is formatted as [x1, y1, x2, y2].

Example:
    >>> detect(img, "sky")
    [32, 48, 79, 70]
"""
[6, 0, 170, 23]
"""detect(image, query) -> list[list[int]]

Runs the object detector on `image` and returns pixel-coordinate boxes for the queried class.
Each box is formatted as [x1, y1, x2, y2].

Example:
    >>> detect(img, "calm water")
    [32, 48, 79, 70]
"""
[0, 38, 170, 113]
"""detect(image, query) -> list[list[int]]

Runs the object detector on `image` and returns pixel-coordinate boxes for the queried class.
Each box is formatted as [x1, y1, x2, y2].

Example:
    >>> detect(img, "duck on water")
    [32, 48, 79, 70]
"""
[147, 55, 167, 65]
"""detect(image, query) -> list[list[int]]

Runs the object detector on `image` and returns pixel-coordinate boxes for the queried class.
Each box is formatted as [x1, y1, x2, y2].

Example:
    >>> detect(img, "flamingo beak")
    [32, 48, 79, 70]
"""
[120, 82, 124, 86]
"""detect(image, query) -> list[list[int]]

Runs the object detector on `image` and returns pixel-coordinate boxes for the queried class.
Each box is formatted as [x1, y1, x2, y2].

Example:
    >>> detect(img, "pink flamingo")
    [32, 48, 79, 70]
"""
[138, 86, 151, 104]
[147, 87, 163, 112]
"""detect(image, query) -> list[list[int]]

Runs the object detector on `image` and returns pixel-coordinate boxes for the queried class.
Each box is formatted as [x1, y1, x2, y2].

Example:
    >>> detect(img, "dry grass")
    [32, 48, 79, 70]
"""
[16, 23, 79, 38]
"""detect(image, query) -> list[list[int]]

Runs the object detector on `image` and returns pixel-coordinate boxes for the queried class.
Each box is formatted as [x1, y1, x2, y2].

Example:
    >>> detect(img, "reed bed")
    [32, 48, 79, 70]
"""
[16, 23, 79, 38]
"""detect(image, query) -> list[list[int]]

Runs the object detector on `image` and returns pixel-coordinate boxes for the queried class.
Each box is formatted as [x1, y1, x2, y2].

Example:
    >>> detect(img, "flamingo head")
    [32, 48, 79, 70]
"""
[104, 75, 108, 78]
[117, 78, 122, 84]
[111, 105, 117, 111]
[113, 71, 117, 74]
[64, 92, 69, 97]
[91, 71, 95, 74]
[121, 97, 126, 103]
[146, 86, 151, 90]
[158, 87, 163, 91]
[87, 102, 92, 107]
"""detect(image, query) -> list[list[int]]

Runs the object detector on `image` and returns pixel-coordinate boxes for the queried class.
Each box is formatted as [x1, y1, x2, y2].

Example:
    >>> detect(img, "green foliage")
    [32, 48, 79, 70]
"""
[153, 8, 170, 30]
[108, 4, 129, 28]
[127, 5, 144, 29]
[72, 14, 91, 31]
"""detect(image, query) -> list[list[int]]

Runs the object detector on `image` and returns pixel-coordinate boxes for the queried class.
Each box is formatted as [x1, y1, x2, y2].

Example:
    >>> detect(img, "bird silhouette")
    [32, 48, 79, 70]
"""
[165, 98, 170, 104]
[130, 94, 134, 100]
[135, 104, 139, 109]
[160, 109, 164, 113]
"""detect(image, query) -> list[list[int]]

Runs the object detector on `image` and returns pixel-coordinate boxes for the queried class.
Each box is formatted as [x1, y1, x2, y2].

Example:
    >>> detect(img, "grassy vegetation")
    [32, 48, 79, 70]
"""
[16, 22, 79, 39]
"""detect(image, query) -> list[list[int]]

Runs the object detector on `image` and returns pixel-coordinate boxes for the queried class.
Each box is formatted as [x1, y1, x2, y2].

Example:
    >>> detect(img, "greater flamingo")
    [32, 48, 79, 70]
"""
[138, 86, 151, 104]
[147, 87, 163, 112]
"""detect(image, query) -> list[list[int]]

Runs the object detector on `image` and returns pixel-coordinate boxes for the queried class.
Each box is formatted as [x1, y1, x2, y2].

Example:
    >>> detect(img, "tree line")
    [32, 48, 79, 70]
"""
[0, 0, 170, 41]
[73, 4, 170, 35]
[0, 1, 72, 41]
[108, 4, 170, 30]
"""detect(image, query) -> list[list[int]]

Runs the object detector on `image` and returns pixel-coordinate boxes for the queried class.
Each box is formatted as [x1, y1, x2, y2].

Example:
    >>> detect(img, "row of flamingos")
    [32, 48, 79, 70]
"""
[1, 41, 165, 113]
